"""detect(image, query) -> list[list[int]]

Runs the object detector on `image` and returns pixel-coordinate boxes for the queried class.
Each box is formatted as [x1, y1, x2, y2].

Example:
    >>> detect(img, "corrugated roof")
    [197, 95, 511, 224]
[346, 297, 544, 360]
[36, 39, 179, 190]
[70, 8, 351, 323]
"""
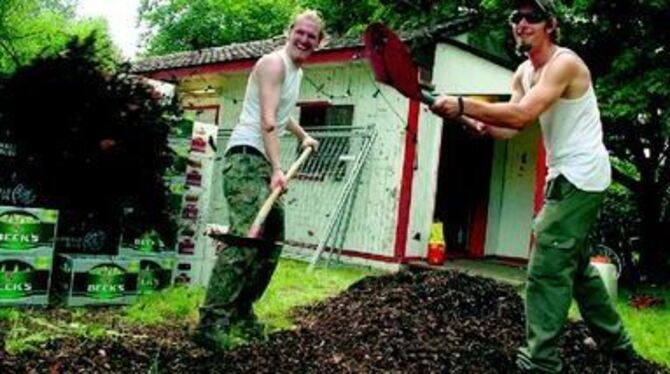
[131, 17, 476, 74]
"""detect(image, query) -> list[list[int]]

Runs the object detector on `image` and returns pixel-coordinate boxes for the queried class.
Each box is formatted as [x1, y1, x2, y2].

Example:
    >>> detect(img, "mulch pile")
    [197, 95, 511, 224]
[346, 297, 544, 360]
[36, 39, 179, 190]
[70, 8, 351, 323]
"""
[1, 270, 666, 373]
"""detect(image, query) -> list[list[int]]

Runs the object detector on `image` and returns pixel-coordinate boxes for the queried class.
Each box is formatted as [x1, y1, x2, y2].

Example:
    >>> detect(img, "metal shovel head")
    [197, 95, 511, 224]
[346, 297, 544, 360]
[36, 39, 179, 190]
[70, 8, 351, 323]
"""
[363, 23, 422, 101]
[207, 232, 273, 249]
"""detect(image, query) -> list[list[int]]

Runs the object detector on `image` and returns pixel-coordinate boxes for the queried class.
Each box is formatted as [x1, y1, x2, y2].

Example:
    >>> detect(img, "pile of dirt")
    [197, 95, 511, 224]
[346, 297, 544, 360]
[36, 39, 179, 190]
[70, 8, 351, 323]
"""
[1, 270, 666, 373]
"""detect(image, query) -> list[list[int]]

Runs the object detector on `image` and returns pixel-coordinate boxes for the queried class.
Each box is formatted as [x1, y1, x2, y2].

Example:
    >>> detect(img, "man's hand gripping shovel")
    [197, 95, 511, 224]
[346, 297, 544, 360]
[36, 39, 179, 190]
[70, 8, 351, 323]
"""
[205, 146, 314, 248]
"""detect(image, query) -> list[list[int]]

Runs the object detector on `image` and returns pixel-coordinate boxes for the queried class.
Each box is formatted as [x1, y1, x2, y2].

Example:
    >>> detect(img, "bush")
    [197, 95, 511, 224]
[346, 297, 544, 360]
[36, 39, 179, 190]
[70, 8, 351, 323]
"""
[0, 34, 181, 246]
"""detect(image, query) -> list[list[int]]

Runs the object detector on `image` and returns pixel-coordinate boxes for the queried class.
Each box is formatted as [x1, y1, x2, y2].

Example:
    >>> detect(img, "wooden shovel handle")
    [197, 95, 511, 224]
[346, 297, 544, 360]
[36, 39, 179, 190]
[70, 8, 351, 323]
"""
[247, 146, 314, 237]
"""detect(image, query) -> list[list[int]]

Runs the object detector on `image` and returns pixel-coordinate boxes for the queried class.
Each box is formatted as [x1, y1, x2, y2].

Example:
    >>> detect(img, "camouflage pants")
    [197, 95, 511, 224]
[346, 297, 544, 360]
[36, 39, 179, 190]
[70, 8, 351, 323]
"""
[199, 152, 284, 332]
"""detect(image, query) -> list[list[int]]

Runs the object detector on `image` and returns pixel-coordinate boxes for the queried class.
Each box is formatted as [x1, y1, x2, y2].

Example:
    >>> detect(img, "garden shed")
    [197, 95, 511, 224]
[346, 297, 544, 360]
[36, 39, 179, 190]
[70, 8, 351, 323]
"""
[133, 18, 545, 270]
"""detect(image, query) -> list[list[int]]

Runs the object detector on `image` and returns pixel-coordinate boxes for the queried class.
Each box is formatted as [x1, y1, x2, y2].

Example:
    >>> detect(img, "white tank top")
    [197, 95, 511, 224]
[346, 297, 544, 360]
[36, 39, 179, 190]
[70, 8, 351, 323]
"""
[521, 47, 611, 192]
[226, 48, 303, 156]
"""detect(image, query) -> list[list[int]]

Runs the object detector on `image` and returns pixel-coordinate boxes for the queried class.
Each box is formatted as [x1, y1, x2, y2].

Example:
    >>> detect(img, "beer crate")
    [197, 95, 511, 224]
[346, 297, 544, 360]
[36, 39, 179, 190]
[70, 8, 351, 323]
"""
[118, 229, 174, 257]
[0, 206, 58, 256]
[0, 254, 53, 306]
[53, 254, 138, 307]
[121, 253, 175, 296]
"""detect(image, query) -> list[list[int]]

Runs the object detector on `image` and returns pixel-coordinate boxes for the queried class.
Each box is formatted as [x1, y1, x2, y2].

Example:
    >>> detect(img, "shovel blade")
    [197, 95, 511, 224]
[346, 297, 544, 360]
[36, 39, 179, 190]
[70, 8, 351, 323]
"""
[208, 232, 273, 249]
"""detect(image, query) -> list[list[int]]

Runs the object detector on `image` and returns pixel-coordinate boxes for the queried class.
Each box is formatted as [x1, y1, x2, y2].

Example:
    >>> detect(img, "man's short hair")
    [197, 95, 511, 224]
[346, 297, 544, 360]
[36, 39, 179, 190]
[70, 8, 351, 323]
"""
[287, 9, 328, 46]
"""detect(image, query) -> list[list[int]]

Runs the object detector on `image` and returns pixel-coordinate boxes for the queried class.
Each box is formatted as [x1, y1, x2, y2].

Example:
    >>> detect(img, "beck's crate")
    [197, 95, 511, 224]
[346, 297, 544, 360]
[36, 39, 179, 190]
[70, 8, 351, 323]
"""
[53, 254, 139, 307]
[0, 206, 58, 256]
[123, 253, 175, 295]
[0, 254, 53, 306]
[118, 229, 173, 257]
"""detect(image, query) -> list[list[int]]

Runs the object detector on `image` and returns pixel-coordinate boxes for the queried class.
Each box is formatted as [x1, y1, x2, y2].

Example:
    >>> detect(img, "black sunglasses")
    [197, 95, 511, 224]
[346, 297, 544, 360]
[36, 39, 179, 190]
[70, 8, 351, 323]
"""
[509, 10, 549, 24]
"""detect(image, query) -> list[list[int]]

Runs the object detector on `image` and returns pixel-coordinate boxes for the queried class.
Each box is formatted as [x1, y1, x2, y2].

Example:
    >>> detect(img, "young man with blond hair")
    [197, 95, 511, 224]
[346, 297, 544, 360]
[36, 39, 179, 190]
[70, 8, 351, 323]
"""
[196, 10, 324, 350]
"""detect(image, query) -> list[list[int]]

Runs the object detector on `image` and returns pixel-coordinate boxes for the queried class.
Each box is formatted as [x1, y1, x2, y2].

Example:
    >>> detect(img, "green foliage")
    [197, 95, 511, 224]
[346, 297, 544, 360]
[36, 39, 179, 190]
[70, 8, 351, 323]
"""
[0, 0, 119, 73]
[0, 35, 181, 246]
[139, 0, 298, 56]
[138, 0, 485, 56]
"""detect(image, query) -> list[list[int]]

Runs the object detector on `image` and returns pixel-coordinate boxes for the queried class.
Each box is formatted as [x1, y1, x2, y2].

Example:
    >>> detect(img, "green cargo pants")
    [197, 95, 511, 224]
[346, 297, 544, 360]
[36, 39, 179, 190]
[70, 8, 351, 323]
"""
[516, 175, 631, 373]
[198, 151, 284, 342]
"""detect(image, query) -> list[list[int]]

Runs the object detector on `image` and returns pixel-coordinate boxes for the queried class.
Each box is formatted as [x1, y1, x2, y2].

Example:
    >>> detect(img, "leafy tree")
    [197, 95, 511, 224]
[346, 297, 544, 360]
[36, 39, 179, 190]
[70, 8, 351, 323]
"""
[0, 35, 181, 246]
[139, 0, 298, 56]
[0, 0, 119, 74]
[138, 0, 484, 56]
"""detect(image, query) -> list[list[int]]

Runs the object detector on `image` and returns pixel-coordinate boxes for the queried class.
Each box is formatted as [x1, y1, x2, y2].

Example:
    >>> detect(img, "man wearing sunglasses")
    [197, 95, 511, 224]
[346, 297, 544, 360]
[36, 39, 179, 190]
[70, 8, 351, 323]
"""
[431, 0, 635, 372]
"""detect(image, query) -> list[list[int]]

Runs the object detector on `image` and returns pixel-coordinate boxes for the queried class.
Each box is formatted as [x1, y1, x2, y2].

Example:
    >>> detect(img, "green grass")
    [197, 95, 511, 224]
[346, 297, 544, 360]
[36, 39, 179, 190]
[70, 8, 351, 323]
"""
[569, 287, 670, 367]
[122, 286, 204, 325]
[121, 259, 376, 331]
[255, 259, 378, 331]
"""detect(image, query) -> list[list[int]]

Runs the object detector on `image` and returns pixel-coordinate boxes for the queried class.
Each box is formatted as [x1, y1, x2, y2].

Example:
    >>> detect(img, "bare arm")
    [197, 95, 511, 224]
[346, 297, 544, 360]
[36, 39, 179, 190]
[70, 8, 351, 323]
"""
[450, 70, 523, 140]
[257, 54, 284, 171]
[478, 67, 525, 139]
[286, 117, 307, 141]
[466, 55, 577, 128]
[287, 117, 320, 151]
[433, 55, 579, 129]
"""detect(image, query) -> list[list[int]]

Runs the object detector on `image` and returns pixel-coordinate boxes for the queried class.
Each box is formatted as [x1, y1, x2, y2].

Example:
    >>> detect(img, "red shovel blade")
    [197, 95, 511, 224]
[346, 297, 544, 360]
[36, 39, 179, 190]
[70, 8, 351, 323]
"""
[363, 23, 422, 101]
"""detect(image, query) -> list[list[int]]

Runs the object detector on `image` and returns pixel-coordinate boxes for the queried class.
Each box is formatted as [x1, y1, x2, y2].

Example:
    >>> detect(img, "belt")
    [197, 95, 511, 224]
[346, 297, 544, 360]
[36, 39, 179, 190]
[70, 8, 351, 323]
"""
[225, 145, 264, 158]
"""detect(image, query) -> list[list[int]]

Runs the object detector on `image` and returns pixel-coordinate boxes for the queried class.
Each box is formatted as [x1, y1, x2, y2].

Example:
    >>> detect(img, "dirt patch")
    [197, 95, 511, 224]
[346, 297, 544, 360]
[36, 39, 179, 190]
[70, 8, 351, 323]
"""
[1, 270, 666, 373]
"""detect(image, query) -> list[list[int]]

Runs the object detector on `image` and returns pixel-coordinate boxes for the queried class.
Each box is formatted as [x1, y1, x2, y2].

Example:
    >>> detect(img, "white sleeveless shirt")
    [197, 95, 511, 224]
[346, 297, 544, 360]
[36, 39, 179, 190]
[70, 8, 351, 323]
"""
[521, 47, 611, 192]
[226, 48, 303, 156]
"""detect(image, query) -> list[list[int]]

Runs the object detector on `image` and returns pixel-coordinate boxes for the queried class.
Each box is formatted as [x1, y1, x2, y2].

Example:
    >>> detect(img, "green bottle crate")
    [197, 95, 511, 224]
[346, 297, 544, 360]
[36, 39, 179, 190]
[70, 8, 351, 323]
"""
[0, 206, 58, 255]
[118, 229, 173, 257]
[53, 254, 139, 307]
[0, 254, 53, 306]
[126, 253, 175, 296]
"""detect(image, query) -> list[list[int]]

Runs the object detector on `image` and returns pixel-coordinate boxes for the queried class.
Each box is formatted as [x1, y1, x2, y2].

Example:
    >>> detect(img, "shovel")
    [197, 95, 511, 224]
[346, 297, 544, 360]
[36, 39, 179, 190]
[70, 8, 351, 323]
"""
[206, 146, 314, 248]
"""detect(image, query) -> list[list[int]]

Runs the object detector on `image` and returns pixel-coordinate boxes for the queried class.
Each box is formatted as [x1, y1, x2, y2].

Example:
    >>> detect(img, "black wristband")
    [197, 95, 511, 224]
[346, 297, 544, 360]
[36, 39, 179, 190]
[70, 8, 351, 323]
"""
[457, 96, 465, 117]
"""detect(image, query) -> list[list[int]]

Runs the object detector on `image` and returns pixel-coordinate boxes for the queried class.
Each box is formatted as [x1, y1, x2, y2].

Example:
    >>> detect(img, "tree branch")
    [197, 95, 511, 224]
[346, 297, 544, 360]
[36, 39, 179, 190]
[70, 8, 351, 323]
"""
[660, 139, 670, 188]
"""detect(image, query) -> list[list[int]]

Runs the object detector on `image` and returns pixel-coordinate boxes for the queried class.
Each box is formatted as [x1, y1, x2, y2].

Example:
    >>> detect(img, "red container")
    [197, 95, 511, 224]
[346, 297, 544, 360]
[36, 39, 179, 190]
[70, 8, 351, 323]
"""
[427, 242, 445, 265]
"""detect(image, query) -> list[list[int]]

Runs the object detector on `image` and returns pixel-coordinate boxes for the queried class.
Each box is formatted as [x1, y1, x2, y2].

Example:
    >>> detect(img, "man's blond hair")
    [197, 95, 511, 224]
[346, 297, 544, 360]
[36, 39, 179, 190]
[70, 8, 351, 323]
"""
[287, 9, 328, 46]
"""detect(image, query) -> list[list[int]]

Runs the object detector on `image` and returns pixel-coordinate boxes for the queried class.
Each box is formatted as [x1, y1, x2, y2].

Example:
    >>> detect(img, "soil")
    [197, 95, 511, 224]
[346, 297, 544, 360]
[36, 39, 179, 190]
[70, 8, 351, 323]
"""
[1, 270, 667, 373]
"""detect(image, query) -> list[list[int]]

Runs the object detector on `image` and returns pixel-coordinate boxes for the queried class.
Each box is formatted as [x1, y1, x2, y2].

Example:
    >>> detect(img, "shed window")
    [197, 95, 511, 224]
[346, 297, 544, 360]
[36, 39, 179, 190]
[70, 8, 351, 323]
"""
[297, 104, 353, 181]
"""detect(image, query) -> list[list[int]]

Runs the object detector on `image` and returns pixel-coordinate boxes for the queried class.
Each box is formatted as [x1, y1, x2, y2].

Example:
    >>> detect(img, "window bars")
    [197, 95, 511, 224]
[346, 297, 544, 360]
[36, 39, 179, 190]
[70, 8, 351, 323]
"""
[215, 125, 376, 267]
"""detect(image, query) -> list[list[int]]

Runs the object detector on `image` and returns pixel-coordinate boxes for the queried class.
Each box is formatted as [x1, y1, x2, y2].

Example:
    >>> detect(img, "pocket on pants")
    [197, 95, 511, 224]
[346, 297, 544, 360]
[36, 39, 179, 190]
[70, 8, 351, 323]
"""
[536, 232, 576, 250]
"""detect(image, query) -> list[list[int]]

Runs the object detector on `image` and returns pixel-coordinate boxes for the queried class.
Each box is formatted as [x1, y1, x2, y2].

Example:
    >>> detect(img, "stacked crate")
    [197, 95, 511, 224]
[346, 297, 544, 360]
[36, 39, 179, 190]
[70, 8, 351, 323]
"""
[52, 227, 177, 306]
[0, 206, 59, 306]
[172, 121, 219, 286]
[118, 230, 175, 296]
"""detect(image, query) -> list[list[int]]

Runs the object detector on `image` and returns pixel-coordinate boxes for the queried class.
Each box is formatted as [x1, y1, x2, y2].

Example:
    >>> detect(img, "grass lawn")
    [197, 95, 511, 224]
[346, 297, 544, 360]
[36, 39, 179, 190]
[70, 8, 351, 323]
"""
[569, 287, 670, 367]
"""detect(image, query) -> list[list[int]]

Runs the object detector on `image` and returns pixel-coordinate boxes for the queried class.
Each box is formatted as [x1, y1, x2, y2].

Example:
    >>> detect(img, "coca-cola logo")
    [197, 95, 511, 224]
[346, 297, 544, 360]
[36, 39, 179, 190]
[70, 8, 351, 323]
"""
[0, 142, 17, 157]
[0, 184, 37, 206]
[83, 230, 107, 251]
